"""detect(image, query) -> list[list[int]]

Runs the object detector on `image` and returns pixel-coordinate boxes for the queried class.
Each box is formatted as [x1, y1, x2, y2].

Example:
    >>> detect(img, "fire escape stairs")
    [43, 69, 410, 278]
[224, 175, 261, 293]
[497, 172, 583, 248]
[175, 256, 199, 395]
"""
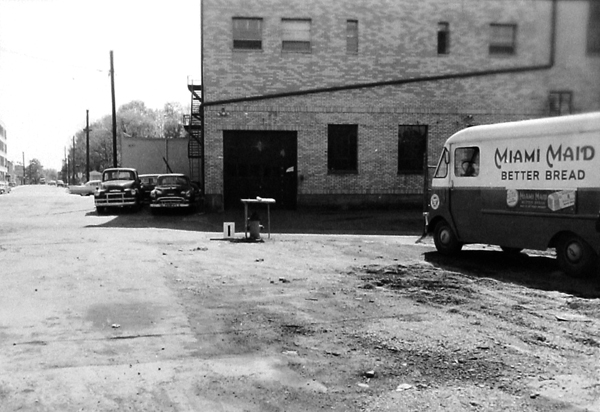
[184, 82, 203, 188]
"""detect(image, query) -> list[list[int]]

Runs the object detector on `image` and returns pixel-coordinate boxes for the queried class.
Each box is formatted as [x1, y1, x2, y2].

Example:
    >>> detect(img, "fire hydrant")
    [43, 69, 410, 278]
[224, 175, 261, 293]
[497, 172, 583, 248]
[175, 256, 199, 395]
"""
[248, 212, 262, 240]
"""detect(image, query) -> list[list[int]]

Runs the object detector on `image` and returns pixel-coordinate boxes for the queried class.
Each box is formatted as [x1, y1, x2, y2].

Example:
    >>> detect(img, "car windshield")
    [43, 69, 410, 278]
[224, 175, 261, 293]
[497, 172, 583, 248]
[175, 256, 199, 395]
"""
[158, 176, 188, 186]
[104, 171, 135, 181]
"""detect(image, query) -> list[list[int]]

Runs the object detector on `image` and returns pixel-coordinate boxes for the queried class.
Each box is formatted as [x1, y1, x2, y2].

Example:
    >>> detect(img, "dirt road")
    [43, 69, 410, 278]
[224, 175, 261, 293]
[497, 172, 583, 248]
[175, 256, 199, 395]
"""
[1, 185, 599, 411]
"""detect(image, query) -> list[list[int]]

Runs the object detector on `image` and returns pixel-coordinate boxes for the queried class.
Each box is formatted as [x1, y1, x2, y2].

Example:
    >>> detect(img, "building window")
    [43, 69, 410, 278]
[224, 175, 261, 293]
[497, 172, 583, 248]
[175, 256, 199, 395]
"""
[549, 91, 573, 116]
[437, 22, 450, 54]
[232, 17, 263, 50]
[328, 124, 358, 173]
[489, 23, 517, 55]
[398, 125, 427, 174]
[346, 20, 358, 54]
[282, 18, 311, 52]
[587, 0, 600, 55]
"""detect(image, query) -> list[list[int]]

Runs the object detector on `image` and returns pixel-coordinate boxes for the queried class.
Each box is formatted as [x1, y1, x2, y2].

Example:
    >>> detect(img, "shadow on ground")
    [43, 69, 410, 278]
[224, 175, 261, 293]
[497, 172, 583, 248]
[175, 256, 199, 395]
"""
[85, 206, 425, 236]
[425, 249, 600, 299]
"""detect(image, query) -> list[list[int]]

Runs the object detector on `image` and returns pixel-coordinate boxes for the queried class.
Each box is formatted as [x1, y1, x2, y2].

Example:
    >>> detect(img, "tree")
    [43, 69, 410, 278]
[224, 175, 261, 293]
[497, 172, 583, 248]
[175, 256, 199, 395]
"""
[66, 100, 187, 177]
[27, 158, 43, 184]
[118, 100, 158, 138]
[45, 168, 58, 181]
[162, 102, 185, 140]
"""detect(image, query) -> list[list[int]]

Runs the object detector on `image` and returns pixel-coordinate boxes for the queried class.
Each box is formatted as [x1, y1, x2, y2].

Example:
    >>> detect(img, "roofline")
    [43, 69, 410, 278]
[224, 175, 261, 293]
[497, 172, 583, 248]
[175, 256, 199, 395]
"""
[445, 112, 600, 145]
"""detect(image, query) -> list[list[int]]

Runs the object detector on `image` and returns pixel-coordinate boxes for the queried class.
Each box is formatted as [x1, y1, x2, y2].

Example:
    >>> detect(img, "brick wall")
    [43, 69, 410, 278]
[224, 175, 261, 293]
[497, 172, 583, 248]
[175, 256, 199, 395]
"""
[201, 0, 600, 209]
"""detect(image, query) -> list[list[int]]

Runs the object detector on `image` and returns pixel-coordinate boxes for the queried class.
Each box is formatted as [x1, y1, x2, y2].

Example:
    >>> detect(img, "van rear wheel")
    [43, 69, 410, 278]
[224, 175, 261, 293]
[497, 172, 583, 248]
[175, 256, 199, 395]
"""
[434, 221, 463, 255]
[556, 234, 597, 277]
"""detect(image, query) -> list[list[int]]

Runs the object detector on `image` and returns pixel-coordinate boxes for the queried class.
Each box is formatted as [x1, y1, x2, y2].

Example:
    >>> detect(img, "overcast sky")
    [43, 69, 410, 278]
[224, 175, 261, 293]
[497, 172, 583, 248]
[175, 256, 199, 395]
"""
[0, 0, 201, 170]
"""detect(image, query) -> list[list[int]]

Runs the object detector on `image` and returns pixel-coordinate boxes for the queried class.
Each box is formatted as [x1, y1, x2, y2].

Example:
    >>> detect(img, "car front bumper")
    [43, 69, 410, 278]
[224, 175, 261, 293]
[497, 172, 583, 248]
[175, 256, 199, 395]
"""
[150, 197, 192, 208]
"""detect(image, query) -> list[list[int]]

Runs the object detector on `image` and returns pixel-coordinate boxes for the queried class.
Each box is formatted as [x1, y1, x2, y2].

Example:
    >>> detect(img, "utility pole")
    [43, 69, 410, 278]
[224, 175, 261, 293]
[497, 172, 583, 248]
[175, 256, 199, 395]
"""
[22, 152, 25, 185]
[110, 50, 117, 167]
[72, 136, 76, 183]
[85, 110, 90, 182]
[66, 147, 70, 185]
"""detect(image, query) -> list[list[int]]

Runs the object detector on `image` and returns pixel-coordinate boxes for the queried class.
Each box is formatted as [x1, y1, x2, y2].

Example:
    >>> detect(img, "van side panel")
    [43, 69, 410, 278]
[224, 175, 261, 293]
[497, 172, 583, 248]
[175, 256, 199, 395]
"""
[478, 187, 600, 250]
[449, 187, 482, 241]
[429, 113, 600, 255]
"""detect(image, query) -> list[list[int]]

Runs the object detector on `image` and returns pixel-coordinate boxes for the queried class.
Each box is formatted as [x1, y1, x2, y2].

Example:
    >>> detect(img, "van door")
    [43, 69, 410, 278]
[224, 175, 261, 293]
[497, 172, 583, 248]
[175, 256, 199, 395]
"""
[449, 146, 482, 242]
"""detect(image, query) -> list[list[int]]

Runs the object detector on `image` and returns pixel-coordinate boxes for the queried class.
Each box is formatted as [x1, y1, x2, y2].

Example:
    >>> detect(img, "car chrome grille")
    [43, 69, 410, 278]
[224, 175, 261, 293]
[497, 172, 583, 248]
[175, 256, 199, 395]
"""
[96, 192, 136, 205]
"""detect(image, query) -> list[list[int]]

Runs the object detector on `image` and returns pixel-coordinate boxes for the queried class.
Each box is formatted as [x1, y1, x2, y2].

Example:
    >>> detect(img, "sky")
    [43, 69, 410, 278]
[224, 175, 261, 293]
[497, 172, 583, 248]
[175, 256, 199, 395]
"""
[0, 0, 201, 171]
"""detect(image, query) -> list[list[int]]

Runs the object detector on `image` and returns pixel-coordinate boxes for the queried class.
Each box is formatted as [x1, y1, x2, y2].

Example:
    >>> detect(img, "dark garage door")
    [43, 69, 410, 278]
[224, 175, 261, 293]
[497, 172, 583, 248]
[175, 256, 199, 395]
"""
[223, 131, 297, 209]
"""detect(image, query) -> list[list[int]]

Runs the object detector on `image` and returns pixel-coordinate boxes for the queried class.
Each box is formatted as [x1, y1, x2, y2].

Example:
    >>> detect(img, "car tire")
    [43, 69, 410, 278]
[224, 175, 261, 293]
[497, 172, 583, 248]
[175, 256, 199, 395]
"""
[433, 220, 463, 256]
[556, 234, 597, 277]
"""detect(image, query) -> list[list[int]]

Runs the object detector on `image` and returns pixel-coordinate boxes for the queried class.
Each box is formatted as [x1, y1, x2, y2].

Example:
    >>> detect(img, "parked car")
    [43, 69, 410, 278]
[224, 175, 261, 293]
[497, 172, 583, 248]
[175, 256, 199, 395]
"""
[56, 180, 65, 187]
[49, 180, 57, 186]
[0, 181, 10, 194]
[139, 174, 160, 204]
[68, 180, 101, 196]
[94, 168, 142, 213]
[150, 174, 201, 212]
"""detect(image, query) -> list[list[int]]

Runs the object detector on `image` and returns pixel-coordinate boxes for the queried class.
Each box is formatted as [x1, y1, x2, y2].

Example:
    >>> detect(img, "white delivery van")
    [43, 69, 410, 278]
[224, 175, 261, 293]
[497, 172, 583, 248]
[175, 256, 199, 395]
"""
[426, 112, 600, 277]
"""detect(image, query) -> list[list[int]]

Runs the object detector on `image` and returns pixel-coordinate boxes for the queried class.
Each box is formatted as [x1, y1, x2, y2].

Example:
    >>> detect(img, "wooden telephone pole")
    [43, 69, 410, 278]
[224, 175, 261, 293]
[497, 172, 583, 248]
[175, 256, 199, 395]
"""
[110, 51, 117, 167]
[85, 110, 90, 182]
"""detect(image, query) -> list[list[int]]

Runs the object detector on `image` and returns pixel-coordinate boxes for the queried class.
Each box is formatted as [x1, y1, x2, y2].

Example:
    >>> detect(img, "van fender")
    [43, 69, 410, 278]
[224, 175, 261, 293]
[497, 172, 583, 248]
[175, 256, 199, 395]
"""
[428, 213, 461, 241]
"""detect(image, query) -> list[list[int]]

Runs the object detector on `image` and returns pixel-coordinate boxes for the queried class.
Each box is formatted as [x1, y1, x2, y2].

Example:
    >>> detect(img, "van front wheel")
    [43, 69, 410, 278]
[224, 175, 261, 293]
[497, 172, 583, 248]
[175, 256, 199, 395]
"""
[556, 234, 597, 277]
[434, 221, 463, 256]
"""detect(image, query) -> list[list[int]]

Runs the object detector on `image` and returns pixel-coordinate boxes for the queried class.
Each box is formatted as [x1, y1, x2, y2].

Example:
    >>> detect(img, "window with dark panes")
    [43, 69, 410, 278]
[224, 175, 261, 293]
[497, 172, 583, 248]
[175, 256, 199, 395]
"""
[587, 0, 600, 55]
[328, 124, 358, 173]
[232, 17, 263, 50]
[346, 20, 358, 53]
[489, 23, 516, 55]
[548, 91, 573, 116]
[282, 18, 311, 52]
[398, 125, 427, 174]
[437, 22, 450, 54]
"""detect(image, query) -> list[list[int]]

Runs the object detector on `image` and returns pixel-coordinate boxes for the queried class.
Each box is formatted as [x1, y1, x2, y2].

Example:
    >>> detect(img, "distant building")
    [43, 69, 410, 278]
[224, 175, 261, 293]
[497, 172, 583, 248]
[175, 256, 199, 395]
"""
[7, 160, 14, 184]
[192, 0, 600, 210]
[13, 164, 24, 185]
[0, 118, 7, 182]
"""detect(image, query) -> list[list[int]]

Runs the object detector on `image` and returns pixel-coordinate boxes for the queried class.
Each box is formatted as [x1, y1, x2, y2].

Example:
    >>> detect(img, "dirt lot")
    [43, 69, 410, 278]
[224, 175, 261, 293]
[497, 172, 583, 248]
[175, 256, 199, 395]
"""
[1, 186, 600, 411]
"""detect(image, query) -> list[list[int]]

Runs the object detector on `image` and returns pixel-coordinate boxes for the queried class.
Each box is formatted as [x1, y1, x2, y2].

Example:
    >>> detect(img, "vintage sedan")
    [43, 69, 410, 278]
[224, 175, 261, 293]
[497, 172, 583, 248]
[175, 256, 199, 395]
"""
[0, 181, 11, 194]
[68, 180, 101, 196]
[139, 174, 160, 204]
[150, 174, 201, 211]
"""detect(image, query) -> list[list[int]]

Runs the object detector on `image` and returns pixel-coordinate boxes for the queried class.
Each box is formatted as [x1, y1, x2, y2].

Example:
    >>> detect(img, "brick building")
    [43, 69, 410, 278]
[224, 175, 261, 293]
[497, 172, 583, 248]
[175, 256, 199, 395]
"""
[194, 0, 600, 210]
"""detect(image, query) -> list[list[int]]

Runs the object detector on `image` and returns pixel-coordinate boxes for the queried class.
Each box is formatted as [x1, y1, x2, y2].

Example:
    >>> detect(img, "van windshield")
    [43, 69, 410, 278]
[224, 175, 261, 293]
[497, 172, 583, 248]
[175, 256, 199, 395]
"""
[433, 148, 449, 178]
